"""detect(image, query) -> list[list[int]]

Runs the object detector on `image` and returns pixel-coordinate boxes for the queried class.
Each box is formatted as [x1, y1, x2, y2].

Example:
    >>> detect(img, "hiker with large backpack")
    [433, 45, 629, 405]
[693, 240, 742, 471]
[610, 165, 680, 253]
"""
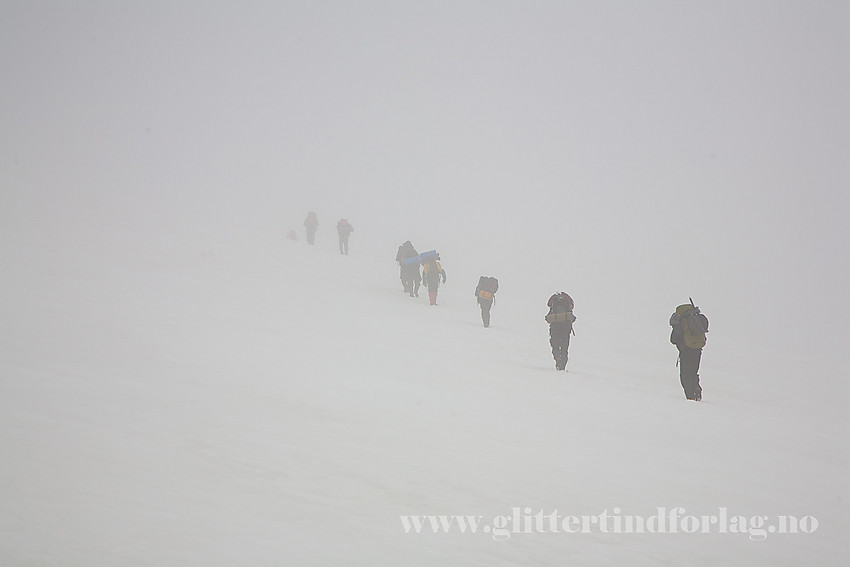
[422, 255, 446, 306]
[545, 292, 576, 371]
[304, 212, 319, 245]
[395, 241, 421, 297]
[669, 299, 709, 401]
[475, 276, 499, 327]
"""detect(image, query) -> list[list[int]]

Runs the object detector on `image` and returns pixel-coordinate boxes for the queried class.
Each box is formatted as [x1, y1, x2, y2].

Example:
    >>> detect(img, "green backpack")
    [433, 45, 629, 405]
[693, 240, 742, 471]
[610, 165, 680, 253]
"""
[672, 302, 708, 349]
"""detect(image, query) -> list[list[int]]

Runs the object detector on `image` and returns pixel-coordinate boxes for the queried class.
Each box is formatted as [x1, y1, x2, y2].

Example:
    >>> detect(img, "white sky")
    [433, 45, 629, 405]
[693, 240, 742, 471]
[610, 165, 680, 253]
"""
[2, 1, 848, 358]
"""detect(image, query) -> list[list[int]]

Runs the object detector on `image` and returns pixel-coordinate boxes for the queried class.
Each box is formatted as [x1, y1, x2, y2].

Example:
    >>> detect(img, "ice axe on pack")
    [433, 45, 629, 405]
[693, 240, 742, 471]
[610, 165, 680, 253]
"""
[689, 297, 701, 314]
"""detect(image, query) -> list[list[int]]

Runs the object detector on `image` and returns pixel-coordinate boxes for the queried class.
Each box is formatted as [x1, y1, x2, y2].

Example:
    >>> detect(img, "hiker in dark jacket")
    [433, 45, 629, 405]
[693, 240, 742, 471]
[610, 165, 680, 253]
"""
[474, 277, 499, 327]
[669, 302, 709, 401]
[336, 219, 354, 255]
[304, 212, 319, 245]
[545, 292, 576, 371]
[395, 241, 421, 297]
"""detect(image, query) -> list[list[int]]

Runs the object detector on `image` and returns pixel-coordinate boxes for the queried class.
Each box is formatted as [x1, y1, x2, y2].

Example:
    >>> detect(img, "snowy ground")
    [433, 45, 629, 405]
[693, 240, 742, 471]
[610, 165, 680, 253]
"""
[1, 230, 846, 566]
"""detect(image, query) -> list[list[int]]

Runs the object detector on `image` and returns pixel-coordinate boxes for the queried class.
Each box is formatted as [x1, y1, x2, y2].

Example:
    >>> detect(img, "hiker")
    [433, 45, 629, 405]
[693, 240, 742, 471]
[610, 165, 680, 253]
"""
[475, 276, 499, 327]
[422, 256, 446, 305]
[304, 212, 319, 245]
[395, 241, 421, 297]
[286, 230, 297, 241]
[336, 218, 354, 255]
[545, 292, 576, 371]
[669, 300, 709, 401]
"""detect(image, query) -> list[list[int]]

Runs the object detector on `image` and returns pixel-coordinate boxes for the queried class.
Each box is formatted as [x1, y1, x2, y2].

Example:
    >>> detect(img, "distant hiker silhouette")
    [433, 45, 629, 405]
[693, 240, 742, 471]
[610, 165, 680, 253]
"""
[669, 299, 709, 401]
[336, 219, 354, 255]
[286, 230, 297, 241]
[395, 241, 421, 297]
[545, 292, 576, 371]
[475, 276, 499, 327]
[422, 256, 446, 305]
[304, 212, 318, 245]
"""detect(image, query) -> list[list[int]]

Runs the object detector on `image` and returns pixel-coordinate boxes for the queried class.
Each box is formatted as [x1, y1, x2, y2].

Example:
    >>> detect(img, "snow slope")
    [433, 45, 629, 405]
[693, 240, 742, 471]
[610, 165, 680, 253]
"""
[1, 231, 847, 566]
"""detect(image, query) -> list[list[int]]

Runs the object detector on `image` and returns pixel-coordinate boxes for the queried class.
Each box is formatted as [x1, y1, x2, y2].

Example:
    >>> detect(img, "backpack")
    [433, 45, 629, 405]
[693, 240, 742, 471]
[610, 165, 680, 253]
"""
[477, 276, 498, 300]
[423, 259, 442, 276]
[398, 242, 419, 264]
[545, 292, 575, 324]
[547, 292, 574, 311]
[418, 250, 439, 264]
[670, 302, 708, 349]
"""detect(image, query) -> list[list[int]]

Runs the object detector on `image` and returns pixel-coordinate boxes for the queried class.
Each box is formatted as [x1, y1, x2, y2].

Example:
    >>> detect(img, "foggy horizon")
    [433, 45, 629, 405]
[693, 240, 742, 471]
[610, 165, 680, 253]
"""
[2, 2, 849, 565]
[3, 2, 848, 362]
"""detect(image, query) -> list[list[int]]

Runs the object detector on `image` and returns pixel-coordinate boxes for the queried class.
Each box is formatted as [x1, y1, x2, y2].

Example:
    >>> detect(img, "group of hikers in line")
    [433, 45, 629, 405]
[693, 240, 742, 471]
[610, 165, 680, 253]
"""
[392, 245, 582, 375]
[393, 242, 710, 401]
[395, 241, 446, 306]
[291, 223, 708, 401]
[287, 212, 354, 255]
[395, 241, 500, 323]
[542, 293, 708, 400]
[541, 294, 709, 400]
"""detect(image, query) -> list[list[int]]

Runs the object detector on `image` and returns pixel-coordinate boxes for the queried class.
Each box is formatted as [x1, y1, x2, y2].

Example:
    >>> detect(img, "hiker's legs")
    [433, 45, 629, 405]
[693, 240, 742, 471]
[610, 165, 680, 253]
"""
[402, 266, 415, 295]
[550, 325, 571, 369]
[424, 276, 438, 303]
[403, 266, 419, 296]
[479, 299, 492, 326]
[549, 328, 564, 368]
[678, 346, 702, 399]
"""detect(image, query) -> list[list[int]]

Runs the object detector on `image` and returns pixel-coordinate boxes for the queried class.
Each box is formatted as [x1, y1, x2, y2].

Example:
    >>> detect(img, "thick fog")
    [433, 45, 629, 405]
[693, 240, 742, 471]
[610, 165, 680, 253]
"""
[3, 2, 848, 363]
[2, 3, 850, 564]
